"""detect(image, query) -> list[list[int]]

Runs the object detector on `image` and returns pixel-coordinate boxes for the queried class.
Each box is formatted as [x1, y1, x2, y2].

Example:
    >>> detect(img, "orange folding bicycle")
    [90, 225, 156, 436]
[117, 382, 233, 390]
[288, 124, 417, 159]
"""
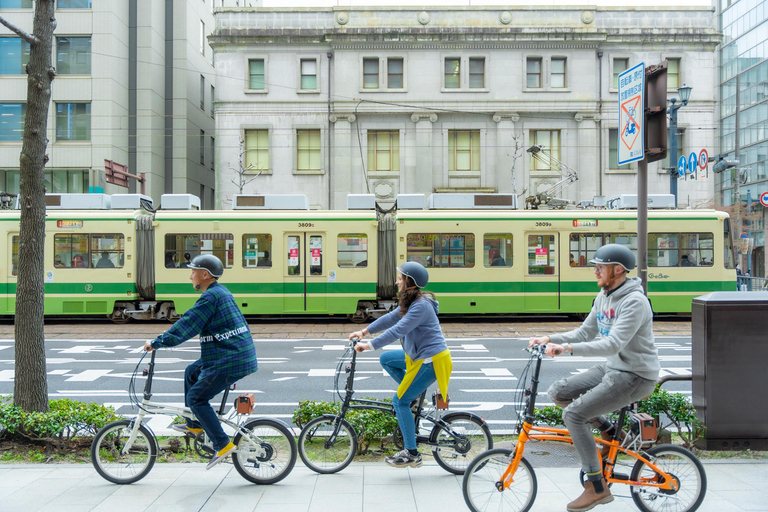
[462, 344, 707, 512]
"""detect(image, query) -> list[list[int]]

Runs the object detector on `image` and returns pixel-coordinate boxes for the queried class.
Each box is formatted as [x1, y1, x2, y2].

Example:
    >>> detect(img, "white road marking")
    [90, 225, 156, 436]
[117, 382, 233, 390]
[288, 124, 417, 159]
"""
[65, 369, 113, 382]
[0, 370, 14, 381]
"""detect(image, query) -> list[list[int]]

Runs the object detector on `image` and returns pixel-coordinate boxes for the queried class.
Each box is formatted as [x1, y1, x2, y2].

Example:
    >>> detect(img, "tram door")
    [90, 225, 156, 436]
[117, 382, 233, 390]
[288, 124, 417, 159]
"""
[283, 233, 327, 312]
[524, 233, 559, 311]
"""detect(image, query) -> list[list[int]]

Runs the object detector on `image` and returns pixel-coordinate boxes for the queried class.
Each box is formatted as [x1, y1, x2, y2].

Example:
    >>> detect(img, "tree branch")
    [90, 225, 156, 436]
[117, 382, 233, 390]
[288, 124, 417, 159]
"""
[0, 15, 40, 45]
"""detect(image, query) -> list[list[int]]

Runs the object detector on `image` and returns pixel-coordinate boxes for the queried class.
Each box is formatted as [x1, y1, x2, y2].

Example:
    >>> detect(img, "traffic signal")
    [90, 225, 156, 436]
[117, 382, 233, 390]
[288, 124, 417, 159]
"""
[712, 159, 739, 173]
[644, 61, 668, 163]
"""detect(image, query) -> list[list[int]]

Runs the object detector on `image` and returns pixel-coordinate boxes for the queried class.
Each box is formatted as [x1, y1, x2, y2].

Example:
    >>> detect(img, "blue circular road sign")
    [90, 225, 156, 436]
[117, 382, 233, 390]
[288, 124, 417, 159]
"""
[678, 155, 687, 176]
[688, 152, 698, 175]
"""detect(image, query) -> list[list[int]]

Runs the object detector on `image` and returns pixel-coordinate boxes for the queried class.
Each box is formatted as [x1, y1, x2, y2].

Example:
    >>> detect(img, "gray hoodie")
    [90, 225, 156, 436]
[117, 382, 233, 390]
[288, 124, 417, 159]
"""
[549, 277, 660, 381]
[367, 297, 448, 361]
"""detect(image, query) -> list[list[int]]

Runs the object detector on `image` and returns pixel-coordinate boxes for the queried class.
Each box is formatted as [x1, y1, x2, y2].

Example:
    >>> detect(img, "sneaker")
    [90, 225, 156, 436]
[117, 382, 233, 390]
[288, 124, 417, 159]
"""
[385, 449, 422, 468]
[206, 441, 236, 470]
[171, 424, 204, 435]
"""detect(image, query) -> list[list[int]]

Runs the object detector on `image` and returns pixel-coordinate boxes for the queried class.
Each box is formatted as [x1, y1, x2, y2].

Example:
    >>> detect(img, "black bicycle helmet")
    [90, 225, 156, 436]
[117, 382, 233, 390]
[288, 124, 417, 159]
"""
[397, 261, 429, 288]
[589, 244, 636, 272]
[188, 254, 224, 278]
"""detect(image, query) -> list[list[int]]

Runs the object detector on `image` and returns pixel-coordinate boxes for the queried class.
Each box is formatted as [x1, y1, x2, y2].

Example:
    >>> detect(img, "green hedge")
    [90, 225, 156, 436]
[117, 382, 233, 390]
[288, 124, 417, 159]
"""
[0, 396, 118, 452]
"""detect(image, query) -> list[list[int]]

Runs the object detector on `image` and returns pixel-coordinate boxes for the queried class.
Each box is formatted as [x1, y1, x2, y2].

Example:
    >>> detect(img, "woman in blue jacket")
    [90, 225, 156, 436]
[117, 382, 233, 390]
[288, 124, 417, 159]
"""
[349, 262, 452, 468]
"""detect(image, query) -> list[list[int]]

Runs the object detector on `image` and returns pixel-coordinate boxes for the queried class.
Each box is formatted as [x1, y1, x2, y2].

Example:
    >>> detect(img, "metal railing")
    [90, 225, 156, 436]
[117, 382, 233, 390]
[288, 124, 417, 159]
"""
[737, 275, 768, 291]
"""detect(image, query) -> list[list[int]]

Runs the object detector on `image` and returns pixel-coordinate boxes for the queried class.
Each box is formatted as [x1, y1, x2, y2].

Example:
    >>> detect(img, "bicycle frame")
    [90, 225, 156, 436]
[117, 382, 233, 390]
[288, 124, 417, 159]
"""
[120, 351, 267, 458]
[497, 346, 680, 494]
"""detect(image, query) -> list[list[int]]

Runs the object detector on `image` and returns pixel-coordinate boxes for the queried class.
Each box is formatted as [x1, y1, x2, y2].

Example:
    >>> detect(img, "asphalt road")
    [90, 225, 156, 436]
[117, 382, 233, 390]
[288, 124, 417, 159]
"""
[0, 333, 693, 435]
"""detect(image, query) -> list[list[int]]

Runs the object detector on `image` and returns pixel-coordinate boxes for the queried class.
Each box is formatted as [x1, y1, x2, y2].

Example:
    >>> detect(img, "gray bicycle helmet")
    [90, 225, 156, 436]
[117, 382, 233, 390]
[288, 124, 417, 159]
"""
[397, 261, 429, 288]
[188, 254, 224, 278]
[589, 244, 636, 272]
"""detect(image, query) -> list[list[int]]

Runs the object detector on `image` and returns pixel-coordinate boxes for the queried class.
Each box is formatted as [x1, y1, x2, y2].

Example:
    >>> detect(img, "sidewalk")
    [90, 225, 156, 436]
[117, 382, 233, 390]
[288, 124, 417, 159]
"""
[0, 459, 765, 512]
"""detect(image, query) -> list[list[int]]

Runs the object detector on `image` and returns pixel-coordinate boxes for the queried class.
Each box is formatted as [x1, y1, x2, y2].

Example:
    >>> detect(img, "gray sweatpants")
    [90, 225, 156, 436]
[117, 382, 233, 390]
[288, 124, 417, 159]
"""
[547, 364, 657, 474]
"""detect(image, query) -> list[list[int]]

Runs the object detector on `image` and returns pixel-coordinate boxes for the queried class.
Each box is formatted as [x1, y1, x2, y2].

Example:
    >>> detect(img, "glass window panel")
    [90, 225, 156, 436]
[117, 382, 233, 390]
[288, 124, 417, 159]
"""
[56, 37, 91, 75]
[309, 235, 323, 275]
[387, 58, 403, 88]
[301, 59, 317, 90]
[338, 233, 368, 267]
[5, 170, 20, 194]
[55, 103, 91, 141]
[0, 103, 25, 141]
[609, 128, 630, 169]
[51, 170, 67, 192]
[245, 129, 269, 171]
[667, 58, 680, 89]
[551, 57, 566, 88]
[58, 0, 91, 7]
[484, 233, 513, 267]
[68, 169, 84, 193]
[54, 234, 90, 268]
[613, 58, 628, 88]
[0, 0, 34, 7]
[469, 57, 484, 88]
[363, 58, 379, 88]
[90, 234, 125, 268]
[287, 235, 301, 275]
[527, 234, 556, 274]
[11, 235, 19, 276]
[0, 37, 31, 74]
[249, 59, 265, 89]
[526, 58, 541, 88]
[297, 129, 321, 171]
[164, 233, 233, 269]
[242, 233, 272, 268]
[444, 58, 460, 88]
[406, 233, 474, 268]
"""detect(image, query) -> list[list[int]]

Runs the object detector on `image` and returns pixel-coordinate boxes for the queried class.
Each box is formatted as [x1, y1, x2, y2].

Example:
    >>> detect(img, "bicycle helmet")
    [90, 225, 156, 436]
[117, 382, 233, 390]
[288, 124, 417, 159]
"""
[188, 254, 224, 278]
[589, 244, 636, 272]
[397, 261, 429, 288]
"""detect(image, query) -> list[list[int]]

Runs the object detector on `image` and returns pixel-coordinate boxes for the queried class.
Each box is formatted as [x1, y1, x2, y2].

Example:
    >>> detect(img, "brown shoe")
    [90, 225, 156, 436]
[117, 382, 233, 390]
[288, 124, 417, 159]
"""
[567, 478, 613, 512]
[598, 429, 626, 459]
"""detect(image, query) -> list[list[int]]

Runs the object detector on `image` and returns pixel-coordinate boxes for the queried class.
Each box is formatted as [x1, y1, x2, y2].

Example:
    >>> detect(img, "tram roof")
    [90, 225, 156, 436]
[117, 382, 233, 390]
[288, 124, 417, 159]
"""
[396, 209, 729, 221]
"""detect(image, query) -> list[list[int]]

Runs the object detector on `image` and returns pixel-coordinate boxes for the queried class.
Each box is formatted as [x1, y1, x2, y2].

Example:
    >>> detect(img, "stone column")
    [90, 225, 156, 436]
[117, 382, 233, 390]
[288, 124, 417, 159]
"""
[574, 113, 600, 203]
[329, 114, 356, 209]
[410, 112, 438, 195]
[493, 113, 521, 194]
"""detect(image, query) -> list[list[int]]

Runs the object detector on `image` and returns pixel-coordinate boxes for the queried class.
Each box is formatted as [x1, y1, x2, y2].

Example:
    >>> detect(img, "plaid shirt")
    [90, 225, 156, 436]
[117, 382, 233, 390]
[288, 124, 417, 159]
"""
[151, 282, 258, 378]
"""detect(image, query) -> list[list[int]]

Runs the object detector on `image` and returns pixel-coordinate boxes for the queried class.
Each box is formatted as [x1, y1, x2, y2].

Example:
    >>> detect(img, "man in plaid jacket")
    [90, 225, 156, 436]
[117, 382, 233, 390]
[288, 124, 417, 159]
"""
[144, 254, 257, 469]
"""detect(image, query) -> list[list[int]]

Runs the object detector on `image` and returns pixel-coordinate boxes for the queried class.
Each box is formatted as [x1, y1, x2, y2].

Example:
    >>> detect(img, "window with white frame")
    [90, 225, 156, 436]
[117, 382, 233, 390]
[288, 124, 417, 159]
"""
[469, 57, 485, 88]
[445, 58, 460, 89]
[526, 57, 542, 88]
[448, 130, 480, 172]
[200, 20, 205, 55]
[531, 130, 560, 171]
[55, 103, 90, 141]
[297, 129, 322, 172]
[56, 37, 91, 75]
[387, 58, 403, 89]
[245, 129, 269, 172]
[613, 58, 629, 89]
[609, 129, 630, 170]
[367, 130, 399, 173]
[300, 59, 318, 90]
[551, 57, 567, 88]
[363, 58, 379, 89]
[248, 59, 265, 90]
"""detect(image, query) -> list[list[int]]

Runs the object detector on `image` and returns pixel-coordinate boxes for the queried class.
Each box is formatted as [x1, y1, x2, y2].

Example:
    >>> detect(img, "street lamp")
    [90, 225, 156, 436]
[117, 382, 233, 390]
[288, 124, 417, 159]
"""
[668, 83, 692, 208]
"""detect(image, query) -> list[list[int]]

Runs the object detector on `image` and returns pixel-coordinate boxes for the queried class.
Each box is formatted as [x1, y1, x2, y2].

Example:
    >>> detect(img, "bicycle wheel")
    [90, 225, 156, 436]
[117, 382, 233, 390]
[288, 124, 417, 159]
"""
[630, 444, 707, 512]
[431, 412, 493, 475]
[90, 419, 157, 484]
[463, 449, 537, 512]
[298, 415, 358, 474]
[232, 418, 297, 485]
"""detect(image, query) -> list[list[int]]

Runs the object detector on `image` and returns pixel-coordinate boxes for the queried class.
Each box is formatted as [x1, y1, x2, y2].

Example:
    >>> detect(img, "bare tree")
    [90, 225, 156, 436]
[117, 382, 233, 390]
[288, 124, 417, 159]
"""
[508, 131, 527, 199]
[0, 1, 56, 413]
[223, 136, 261, 205]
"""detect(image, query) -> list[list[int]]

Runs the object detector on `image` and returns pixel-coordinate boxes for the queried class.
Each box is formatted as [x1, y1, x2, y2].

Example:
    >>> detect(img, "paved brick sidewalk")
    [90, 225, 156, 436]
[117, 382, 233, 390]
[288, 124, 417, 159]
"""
[0, 317, 691, 340]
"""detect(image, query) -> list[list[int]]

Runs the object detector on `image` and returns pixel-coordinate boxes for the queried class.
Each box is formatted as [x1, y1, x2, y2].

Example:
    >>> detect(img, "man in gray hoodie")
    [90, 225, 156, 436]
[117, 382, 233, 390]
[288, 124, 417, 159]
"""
[529, 244, 659, 512]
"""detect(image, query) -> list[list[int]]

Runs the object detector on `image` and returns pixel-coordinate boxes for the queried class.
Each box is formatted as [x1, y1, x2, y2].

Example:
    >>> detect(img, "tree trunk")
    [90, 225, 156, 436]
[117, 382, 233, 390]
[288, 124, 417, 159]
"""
[11, 0, 56, 413]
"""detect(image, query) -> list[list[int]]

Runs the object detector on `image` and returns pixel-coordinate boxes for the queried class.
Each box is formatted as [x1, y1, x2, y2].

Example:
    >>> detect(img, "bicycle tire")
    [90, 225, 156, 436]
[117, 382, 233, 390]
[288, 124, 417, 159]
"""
[232, 418, 297, 485]
[630, 444, 707, 512]
[298, 415, 358, 474]
[90, 419, 158, 484]
[462, 449, 537, 512]
[430, 412, 493, 475]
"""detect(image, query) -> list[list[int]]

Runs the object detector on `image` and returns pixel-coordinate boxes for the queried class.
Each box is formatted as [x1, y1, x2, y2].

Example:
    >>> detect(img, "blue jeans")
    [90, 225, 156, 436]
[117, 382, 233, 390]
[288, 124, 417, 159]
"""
[380, 349, 437, 451]
[184, 359, 240, 452]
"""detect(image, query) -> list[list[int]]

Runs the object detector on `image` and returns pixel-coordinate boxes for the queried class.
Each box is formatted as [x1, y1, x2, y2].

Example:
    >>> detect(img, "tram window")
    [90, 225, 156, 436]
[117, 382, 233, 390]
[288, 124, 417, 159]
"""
[90, 234, 124, 268]
[484, 234, 512, 267]
[287, 235, 301, 275]
[164, 233, 234, 269]
[569, 233, 637, 267]
[648, 232, 713, 267]
[338, 233, 367, 267]
[11, 235, 19, 276]
[309, 235, 323, 275]
[528, 234, 556, 274]
[242, 234, 272, 268]
[723, 218, 735, 269]
[406, 233, 475, 268]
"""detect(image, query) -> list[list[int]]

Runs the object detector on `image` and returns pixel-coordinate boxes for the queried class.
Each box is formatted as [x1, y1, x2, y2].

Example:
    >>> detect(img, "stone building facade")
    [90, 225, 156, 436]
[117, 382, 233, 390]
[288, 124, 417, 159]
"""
[210, 6, 720, 210]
